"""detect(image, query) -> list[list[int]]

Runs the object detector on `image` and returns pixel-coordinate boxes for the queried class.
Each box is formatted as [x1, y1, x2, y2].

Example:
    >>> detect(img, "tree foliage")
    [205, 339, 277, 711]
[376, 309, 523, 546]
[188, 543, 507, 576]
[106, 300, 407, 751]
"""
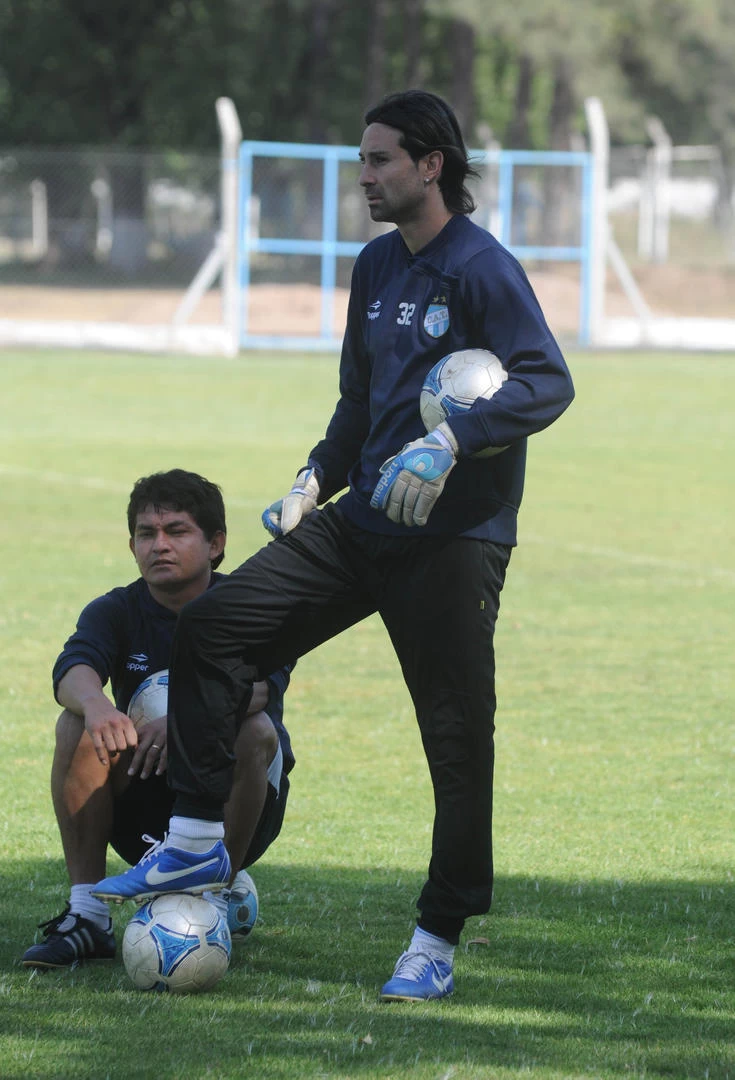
[0, 0, 733, 155]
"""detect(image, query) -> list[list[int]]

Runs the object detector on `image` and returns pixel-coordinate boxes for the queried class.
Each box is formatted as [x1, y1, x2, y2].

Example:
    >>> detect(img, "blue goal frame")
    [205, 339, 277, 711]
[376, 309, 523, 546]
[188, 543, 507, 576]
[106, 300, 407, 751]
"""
[237, 141, 594, 351]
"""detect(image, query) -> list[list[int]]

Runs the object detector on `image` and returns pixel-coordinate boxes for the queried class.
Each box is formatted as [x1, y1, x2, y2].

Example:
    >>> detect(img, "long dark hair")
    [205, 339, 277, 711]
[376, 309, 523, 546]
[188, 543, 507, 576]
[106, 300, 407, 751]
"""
[365, 90, 479, 215]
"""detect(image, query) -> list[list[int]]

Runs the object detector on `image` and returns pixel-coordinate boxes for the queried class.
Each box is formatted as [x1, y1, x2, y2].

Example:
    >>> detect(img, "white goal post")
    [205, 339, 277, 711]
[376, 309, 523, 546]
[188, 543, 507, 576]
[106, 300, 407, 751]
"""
[584, 96, 735, 351]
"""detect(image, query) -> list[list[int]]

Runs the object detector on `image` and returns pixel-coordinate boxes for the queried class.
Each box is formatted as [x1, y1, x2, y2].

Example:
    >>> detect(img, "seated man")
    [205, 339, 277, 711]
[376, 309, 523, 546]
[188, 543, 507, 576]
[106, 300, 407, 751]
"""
[23, 468, 294, 969]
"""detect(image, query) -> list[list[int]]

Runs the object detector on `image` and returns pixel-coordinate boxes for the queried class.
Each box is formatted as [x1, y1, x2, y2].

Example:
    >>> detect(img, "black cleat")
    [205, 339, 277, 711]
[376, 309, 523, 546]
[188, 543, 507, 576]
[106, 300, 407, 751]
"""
[22, 905, 116, 969]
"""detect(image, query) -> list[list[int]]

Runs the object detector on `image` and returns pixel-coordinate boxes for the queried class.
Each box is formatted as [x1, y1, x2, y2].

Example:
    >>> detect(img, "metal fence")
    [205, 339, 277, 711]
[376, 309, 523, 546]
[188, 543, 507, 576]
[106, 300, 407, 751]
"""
[0, 147, 221, 329]
[2, 134, 733, 354]
[608, 142, 735, 267]
[238, 141, 593, 349]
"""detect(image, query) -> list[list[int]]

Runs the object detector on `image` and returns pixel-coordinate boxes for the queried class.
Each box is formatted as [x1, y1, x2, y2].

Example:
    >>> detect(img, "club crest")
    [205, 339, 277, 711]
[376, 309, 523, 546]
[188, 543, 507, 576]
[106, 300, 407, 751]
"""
[424, 298, 450, 338]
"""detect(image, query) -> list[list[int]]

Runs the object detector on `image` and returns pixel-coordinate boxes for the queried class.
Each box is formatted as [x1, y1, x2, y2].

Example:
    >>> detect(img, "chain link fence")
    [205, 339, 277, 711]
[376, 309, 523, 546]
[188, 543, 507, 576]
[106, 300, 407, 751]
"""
[2, 137, 734, 349]
[0, 147, 221, 328]
[601, 143, 735, 327]
[609, 144, 734, 264]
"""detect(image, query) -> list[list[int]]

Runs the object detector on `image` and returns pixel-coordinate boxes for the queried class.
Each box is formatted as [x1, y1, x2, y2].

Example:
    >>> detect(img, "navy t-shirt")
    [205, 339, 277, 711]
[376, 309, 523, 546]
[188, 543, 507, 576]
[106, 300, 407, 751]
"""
[53, 574, 295, 774]
[309, 214, 575, 542]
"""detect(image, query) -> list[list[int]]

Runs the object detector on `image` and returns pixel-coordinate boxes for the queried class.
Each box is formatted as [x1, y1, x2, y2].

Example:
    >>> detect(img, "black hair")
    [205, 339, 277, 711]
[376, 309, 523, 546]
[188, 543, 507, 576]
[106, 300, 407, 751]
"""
[364, 89, 479, 215]
[127, 469, 226, 570]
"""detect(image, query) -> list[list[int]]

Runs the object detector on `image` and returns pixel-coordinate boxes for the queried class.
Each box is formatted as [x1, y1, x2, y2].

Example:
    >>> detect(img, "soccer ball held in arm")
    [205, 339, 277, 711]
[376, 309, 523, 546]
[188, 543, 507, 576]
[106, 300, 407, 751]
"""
[420, 348, 508, 458]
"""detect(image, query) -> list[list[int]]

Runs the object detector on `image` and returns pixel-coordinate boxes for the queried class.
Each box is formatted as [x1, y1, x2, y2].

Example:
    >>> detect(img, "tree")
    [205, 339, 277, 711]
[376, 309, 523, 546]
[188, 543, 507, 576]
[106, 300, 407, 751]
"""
[448, 18, 476, 136]
[429, 0, 630, 149]
[612, 0, 735, 154]
[505, 54, 535, 150]
[2, 0, 734, 160]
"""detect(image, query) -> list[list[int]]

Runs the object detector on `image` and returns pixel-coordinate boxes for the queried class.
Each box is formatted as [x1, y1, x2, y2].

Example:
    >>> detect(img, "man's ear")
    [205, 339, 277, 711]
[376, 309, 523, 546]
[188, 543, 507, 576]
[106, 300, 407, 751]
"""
[423, 149, 444, 185]
[209, 530, 226, 562]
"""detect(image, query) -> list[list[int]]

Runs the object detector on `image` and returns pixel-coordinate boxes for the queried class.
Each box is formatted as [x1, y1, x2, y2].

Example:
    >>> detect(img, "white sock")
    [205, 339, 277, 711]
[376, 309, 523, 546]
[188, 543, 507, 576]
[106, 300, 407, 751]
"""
[168, 816, 224, 853]
[409, 927, 455, 965]
[69, 885, 111, 930]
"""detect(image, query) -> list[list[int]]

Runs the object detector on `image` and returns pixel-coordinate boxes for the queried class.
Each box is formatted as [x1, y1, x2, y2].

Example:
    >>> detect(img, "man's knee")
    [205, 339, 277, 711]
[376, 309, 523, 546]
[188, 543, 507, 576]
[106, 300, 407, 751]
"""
[53, 708, 88, 768]
[55, 707, 84, 741]
[234, 711, 279, 766]
[53, 708, 125, 789]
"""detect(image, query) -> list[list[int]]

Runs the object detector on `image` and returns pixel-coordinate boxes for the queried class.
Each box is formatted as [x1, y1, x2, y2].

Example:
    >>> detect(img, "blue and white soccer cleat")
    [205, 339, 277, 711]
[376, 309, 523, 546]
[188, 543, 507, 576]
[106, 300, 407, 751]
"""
[379, 950, 455, 1002]
[91, 836, 231, 904]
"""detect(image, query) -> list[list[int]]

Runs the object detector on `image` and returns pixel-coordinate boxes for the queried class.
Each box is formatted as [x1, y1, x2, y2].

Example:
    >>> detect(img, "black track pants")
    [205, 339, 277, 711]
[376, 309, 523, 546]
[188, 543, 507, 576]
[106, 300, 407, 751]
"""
[168, 505, 510, 940]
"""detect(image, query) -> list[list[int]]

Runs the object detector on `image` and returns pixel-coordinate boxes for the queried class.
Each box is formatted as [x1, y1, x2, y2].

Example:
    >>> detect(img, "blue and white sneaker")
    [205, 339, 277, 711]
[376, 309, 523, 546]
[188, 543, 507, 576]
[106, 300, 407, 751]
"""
[223, 869, 259, 939]
[379, 950, 454, 1002]
[91, 836, 231, 904]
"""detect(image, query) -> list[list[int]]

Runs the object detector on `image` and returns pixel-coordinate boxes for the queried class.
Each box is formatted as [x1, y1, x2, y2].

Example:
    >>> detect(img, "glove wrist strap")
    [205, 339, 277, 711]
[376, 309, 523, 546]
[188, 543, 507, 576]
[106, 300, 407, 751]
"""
[434, 421, 459, 455]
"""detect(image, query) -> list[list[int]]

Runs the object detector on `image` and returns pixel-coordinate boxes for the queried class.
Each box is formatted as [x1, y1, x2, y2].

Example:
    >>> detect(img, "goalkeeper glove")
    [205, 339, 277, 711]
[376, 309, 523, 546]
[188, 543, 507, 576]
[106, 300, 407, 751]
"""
[370, 422, 458, 528]
[262, 467, 320, 537]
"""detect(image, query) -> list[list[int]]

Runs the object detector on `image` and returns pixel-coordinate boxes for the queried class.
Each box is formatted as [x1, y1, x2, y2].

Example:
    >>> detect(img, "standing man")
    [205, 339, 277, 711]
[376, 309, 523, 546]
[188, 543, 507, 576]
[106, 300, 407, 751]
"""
[94, 91, 574, 1002]
[23, 469, 294, 969]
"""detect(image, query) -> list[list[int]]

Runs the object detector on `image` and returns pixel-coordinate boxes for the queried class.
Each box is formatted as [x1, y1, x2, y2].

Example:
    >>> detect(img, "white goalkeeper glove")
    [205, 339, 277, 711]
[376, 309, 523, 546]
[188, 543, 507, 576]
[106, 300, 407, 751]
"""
[262, 467, 320, 537]
[370, 422, 458, 528]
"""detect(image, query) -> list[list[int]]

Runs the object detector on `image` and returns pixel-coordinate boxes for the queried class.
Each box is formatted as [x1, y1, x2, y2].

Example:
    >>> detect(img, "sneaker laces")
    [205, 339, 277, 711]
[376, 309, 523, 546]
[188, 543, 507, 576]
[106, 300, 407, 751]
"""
[137, 833, 167, 865]
[36, 904, 110, 939]
[37, 904, 73, 935]
[392, 949, 445, 981]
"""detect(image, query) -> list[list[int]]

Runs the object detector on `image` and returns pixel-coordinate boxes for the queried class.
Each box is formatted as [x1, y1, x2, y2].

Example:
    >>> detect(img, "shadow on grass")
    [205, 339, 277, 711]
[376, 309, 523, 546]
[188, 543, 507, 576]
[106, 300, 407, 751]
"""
[0, 860, 732, 1079]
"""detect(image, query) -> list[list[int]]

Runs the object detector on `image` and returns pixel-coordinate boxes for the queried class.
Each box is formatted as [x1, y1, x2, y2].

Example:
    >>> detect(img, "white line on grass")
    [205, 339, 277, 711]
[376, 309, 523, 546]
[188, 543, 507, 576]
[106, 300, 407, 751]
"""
[0, 464, 262, 508]
[523, 532, 735, 585]
[5, 465, 733, 584]
[0, 463, 131, 492]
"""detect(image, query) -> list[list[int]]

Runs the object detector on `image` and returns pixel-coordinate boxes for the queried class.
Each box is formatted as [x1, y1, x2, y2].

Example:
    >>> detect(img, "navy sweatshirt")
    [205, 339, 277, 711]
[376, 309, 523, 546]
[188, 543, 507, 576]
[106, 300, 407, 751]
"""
[309, 213, 575, 543]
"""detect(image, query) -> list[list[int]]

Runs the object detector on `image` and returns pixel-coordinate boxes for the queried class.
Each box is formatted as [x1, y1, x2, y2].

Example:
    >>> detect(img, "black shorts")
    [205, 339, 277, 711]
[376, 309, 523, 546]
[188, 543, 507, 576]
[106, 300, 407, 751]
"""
[110, 770, 290, 871]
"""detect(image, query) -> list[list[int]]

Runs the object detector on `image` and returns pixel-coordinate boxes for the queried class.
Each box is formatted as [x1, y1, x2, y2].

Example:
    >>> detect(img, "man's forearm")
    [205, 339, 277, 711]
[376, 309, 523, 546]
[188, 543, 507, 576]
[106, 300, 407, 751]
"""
[56, 665, 109, 716]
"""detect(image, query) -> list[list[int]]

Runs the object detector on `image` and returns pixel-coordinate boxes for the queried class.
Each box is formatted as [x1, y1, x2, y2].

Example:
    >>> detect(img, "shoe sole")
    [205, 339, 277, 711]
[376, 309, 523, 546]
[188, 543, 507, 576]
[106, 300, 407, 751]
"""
[93, 881, 228, 904]
[22, 955, 115, 970]
[229, 929, 253, 942]
[379, 990, 452, 1002]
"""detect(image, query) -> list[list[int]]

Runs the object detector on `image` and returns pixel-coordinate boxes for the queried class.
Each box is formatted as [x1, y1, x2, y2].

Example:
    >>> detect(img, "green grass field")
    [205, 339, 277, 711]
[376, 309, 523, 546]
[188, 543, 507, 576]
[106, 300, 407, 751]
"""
[0, 347, 733, 1080]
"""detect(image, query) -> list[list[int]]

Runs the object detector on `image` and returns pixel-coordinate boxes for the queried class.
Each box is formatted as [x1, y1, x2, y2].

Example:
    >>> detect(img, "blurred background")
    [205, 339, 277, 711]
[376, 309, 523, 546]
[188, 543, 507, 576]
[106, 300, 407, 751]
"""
[1, 0, 734, 342]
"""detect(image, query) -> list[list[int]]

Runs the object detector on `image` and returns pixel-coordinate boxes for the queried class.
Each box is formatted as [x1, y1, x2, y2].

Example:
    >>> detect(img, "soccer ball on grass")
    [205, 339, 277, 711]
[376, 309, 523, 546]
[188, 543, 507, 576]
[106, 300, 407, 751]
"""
[122, 893, 231, 993]
[420, 348, 508, 457]
[127, 669, 168, 730]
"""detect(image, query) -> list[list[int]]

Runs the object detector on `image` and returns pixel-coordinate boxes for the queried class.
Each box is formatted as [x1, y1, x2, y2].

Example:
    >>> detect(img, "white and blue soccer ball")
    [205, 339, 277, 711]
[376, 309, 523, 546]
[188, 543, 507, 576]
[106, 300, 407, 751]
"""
[420, 348, 508, 457]
[122, 893, 231, 994]
[127, 669, 168, 730]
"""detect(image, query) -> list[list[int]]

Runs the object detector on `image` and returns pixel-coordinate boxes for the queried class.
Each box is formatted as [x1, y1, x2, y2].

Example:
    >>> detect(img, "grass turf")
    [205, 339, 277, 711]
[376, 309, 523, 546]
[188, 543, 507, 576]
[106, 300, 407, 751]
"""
[0, 347, 732, 1079]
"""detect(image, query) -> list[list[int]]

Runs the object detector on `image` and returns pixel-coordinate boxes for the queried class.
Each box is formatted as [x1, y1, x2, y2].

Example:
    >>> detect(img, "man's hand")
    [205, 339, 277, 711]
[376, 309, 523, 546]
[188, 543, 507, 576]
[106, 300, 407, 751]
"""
[370, 422, 458, 528]
[127, 715, 167, 780]
[83, 697, 138, 768]
[262, 467, 320, 537]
